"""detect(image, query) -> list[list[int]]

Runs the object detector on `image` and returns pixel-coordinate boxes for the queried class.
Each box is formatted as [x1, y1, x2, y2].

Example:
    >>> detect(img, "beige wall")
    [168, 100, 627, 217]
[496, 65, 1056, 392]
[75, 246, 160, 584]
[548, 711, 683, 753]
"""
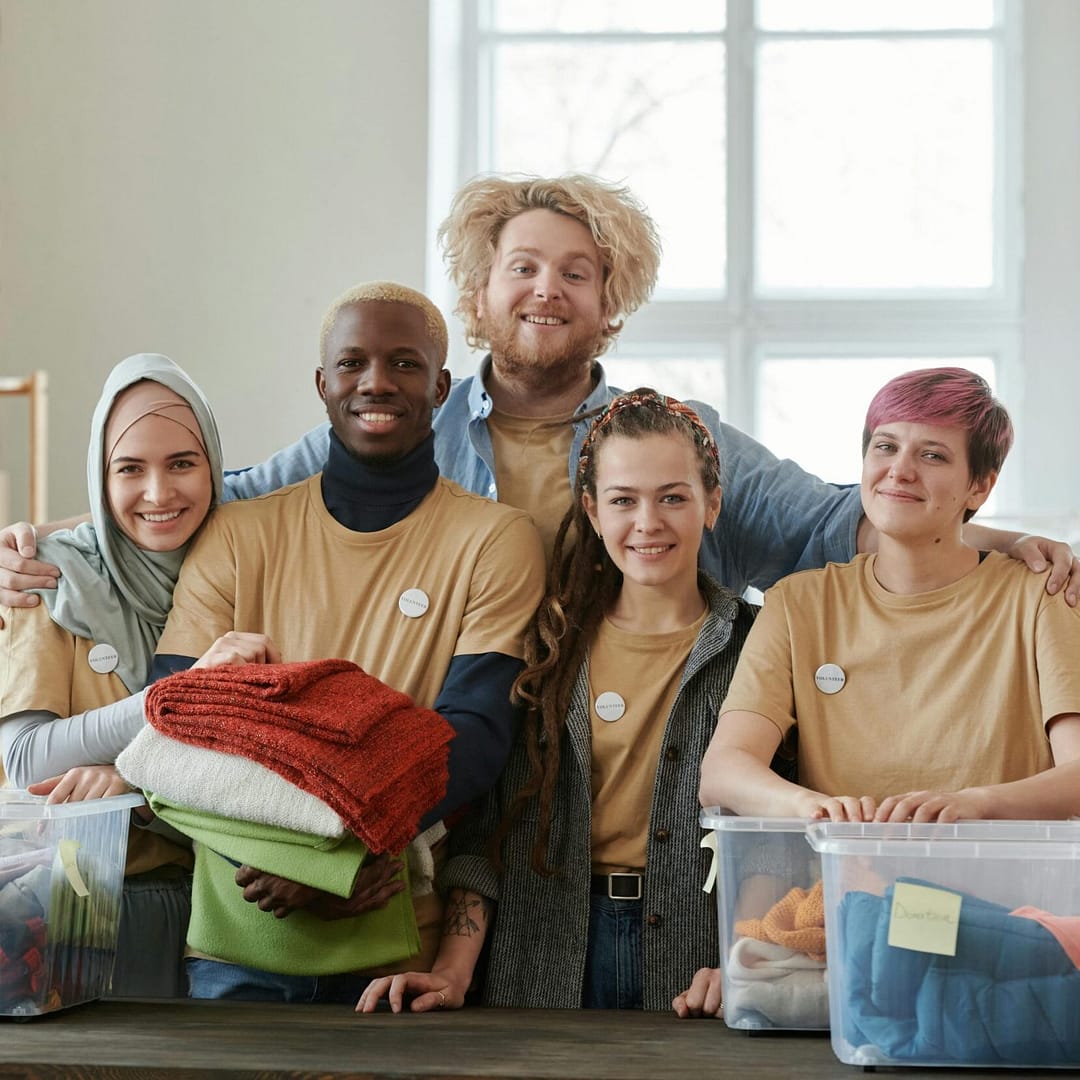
[0, 0, 429, 518]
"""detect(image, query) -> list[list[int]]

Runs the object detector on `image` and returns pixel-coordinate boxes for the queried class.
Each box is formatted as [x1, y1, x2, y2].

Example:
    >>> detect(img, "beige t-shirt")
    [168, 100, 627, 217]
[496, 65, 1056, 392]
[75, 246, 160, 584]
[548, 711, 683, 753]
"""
[589, 612, 705, 874]
[0, 603, 191, 876]
[0, 602, 131, 727]
[487, 407, 575, 565]
[157, 474, 546, 968]
[720, 552, 1080, 801]
[158, 475, 546, 709]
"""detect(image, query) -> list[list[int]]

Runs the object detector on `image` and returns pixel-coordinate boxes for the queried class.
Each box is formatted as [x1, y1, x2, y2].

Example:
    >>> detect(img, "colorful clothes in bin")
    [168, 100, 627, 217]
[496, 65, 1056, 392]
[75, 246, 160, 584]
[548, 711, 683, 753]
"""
[0, 863, 51, 1010]
[839, 879, 1080, 1066]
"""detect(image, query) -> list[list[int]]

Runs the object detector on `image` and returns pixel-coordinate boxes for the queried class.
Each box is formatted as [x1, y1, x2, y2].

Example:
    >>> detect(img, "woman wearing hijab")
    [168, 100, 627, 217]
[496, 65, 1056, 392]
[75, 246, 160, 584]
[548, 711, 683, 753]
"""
[0, 352, 223, 998]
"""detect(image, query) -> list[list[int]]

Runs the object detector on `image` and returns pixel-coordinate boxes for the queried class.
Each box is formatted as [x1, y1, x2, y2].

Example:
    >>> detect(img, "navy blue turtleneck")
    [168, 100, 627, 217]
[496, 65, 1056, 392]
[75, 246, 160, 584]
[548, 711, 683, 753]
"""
[153, 428, 526, 831]
[320, 428, 439, 532]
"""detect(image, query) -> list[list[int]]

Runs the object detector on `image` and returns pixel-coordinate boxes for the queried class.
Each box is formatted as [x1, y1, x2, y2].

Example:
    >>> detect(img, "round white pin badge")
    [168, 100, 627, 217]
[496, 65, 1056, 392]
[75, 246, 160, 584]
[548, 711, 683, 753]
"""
[398, 588, 430, 619]
[814, 663, 846, 695]
[594, 691, 626, 722]
[88, 643, 119, 675]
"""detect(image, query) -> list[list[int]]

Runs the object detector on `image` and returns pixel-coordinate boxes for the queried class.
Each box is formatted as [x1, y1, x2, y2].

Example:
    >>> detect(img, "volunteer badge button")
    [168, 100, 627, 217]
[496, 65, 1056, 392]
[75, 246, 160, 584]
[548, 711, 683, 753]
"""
[594, 691, 626, 722]
[88, 643, 119, 675]
[398, 588, 430, 619]
[814, 663, 846, 695]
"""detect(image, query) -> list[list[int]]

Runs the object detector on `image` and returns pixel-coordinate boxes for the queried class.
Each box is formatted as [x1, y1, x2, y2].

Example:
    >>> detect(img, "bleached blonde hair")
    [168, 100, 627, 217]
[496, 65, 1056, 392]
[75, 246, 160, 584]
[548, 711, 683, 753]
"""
[319, 281, 448, 366]
[438, 174, 662, 356]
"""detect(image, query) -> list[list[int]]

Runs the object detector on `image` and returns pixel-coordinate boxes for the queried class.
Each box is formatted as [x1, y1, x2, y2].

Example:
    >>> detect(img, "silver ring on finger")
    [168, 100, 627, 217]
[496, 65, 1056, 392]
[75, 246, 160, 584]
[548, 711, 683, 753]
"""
[437, 990, 446, 1008]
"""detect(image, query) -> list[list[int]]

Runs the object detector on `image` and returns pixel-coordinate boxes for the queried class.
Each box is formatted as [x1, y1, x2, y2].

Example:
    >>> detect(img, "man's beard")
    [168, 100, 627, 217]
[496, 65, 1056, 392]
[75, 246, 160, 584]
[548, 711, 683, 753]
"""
[484, 310, 607, 390]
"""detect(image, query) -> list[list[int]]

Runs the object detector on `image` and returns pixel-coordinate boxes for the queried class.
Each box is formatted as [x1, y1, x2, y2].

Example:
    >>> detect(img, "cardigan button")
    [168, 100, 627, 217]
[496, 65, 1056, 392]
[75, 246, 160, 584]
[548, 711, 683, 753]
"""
[664, 746, 679, 762]
[654, 828, 670, 843]
[647, 913, 662, 928]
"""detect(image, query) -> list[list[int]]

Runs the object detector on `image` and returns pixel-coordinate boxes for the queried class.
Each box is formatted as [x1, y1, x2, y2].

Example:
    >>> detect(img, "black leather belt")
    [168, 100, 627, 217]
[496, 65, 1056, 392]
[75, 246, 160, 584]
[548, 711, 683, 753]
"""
[591, 872, 643, 900]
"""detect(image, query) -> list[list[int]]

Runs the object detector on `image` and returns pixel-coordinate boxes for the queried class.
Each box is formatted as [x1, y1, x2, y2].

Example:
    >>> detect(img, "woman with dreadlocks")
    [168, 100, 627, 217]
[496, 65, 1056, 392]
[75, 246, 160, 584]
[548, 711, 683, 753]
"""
[357, 389, 757, 1017]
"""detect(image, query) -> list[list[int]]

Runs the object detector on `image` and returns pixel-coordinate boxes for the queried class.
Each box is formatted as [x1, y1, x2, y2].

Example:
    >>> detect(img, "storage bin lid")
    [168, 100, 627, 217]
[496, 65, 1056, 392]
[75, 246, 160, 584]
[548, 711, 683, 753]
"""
[700, 808, 816, 832]
[806, 819, 1080, 860]
[0, 790, 144, 821]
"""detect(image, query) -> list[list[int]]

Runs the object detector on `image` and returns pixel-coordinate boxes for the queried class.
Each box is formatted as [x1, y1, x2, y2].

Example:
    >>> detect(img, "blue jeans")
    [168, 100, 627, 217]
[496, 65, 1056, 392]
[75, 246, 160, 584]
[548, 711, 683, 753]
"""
[582, 895, 643, 1009]
[186, 958, 371, 1004]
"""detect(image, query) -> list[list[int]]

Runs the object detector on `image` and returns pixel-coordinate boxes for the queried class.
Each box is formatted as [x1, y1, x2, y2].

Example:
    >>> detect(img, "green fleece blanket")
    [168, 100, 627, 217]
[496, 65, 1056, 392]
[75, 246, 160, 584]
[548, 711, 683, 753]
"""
[149, 792, 419, 975]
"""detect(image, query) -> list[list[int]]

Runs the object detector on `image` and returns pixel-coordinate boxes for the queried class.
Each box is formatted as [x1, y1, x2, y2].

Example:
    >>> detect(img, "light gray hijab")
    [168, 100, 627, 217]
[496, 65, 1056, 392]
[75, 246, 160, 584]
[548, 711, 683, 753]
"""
[34, 354, 223, 693]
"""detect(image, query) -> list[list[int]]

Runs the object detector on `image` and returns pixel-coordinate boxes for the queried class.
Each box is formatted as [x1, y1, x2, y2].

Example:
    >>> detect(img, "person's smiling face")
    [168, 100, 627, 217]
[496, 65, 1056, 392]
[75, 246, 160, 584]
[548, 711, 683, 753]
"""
[317, 300, 450, 464]
[105, 412, 213, 551]
[861, 420, 995, 541]
[583, 431, 721, 593]
[478, 208, 608, 373]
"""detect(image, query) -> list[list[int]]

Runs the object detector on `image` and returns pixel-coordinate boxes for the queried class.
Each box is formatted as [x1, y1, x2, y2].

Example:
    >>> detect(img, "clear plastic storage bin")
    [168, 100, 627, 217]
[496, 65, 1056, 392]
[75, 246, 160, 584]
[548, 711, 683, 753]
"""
[807, 820, 1080, 1069]
[1, 790, 143, 1017]
[700, 810, 827, 1030]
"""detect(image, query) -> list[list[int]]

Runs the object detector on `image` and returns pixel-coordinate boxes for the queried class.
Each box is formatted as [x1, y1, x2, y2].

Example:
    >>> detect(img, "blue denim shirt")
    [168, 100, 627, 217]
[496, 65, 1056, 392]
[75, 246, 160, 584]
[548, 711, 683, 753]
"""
[225, 356, 863, 595]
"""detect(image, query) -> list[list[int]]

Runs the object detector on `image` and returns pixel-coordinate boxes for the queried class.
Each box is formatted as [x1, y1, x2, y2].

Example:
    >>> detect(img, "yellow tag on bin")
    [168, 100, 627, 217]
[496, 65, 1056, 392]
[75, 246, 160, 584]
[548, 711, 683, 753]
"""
[58, 839, 90, 898]
[887, 881, 961, 956]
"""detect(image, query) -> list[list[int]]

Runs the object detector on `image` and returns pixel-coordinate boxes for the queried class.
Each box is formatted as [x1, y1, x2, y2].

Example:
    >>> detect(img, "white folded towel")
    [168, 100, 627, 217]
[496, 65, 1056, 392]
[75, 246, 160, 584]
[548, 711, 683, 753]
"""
[119, 724, 449, 897]
[725, 935, 829, 1028]
[726, 934, 826, 979]
[117, 724, 347, 838]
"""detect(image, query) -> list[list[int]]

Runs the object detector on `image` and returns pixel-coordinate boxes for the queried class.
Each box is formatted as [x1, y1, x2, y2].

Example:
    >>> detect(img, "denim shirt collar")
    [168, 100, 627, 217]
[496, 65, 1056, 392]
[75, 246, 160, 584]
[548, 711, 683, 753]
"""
[466, 354, 613, 422]
[468, 355, 611, 488]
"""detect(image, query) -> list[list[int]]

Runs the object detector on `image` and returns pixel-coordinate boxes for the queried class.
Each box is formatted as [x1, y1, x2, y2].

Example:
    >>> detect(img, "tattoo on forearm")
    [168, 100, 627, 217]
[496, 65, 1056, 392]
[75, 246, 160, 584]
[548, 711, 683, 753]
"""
[444, 894, 492, 937]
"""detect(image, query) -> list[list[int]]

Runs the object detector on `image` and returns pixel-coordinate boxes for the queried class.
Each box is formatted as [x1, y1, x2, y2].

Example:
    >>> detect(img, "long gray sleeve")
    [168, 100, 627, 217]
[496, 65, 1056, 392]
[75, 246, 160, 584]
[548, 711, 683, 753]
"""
[1, 690, 146, 789]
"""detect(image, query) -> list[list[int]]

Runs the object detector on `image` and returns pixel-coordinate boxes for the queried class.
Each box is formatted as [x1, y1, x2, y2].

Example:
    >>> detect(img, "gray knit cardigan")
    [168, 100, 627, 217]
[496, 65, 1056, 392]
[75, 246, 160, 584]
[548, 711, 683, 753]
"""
[442, 575, 758, 1012]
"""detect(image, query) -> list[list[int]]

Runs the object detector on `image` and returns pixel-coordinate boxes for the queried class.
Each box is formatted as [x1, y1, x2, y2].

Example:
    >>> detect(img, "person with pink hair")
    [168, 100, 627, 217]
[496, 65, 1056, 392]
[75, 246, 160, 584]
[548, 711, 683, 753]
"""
[701, 367, 1080, 824]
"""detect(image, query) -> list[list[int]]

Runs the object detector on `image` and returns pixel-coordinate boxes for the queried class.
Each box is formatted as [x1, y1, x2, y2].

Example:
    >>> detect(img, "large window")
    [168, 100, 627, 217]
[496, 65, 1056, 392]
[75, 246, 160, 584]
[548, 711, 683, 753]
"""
[431, 0, 1021, 508]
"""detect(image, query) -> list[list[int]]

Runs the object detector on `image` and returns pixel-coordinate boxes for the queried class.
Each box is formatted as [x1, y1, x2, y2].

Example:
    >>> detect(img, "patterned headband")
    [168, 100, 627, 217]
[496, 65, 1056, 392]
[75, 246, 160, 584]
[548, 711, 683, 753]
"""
[575, 389, 720, 485]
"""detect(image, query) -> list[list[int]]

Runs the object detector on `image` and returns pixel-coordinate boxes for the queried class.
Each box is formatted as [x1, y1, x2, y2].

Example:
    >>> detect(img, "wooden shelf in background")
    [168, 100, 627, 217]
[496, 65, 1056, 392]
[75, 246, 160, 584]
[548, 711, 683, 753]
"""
[0, 371, 48, 522]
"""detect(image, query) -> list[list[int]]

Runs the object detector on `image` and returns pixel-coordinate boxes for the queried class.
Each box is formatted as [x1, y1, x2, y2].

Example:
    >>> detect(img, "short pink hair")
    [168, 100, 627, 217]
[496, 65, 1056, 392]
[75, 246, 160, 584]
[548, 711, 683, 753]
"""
[862, 367, 1014, 485]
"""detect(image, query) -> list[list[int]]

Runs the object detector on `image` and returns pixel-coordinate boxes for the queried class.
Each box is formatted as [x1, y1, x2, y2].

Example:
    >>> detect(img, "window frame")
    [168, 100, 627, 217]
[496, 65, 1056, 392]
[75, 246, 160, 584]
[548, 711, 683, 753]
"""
[429, 0, 1023, 508]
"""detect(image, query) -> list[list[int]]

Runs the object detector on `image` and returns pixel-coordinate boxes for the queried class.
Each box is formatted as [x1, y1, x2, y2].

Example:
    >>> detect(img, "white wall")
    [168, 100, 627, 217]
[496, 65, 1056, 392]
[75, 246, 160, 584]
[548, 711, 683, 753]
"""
[0, 1, 429, 518]
[1018, 0, 1080, 526]
[1, 1, 1078, 531]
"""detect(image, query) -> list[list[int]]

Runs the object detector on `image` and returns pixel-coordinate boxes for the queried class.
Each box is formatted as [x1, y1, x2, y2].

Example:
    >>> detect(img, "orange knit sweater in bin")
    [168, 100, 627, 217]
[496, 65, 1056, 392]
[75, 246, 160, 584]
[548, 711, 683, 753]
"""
[735, 879, 827, 962]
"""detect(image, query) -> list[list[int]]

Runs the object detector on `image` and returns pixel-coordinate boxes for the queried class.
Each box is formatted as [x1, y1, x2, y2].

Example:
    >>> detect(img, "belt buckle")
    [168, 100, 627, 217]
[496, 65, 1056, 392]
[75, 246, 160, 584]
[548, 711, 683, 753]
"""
[608, 872, 642, 901]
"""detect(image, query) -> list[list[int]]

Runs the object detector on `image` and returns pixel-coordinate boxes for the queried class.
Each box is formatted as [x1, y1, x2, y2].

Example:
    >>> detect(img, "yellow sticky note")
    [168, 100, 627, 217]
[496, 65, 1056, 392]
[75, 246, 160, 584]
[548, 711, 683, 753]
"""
[887, 881, 961, 956]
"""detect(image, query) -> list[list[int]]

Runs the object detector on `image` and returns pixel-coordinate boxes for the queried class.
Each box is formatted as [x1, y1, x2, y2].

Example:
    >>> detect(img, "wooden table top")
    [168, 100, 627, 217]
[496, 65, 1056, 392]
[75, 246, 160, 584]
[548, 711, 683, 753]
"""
[0, 999, 1058, 1079]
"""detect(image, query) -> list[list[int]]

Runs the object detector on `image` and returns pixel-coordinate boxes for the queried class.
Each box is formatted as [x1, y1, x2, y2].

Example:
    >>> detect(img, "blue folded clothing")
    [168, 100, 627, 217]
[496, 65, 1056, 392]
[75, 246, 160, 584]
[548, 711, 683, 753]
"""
[839, 878, 1080, 1066]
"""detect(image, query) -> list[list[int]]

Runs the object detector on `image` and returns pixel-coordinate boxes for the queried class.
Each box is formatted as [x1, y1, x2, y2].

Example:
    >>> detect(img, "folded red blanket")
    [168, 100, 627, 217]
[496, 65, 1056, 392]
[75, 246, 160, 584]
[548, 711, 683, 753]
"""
[144, 659, 453, 854]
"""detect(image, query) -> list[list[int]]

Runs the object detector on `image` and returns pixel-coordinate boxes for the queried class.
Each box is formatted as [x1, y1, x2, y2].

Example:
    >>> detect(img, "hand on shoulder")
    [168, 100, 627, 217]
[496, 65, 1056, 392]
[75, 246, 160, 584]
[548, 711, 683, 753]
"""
[0, 521, 60, 619]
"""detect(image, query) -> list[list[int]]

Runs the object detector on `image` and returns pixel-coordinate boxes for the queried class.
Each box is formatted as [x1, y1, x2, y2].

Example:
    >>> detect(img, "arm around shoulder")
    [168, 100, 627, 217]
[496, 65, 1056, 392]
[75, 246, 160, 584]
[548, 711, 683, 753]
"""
[699, 415, 863, 590]
[0, 519, 72, 613]
[221, 422, 330, 503]
[962, 522, 1080, 607]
